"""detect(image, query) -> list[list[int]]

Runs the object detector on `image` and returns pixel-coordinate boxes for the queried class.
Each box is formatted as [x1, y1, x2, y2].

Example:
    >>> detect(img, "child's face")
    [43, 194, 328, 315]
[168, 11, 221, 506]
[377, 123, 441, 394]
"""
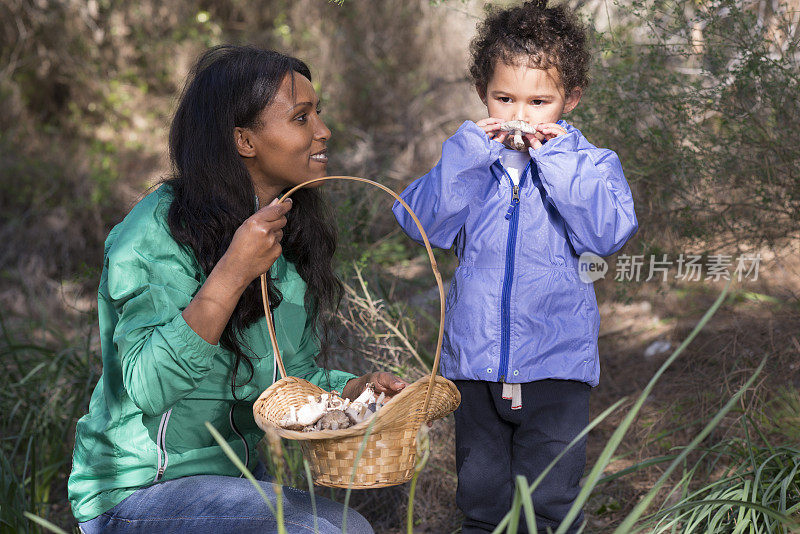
[479, 61, 581, 128]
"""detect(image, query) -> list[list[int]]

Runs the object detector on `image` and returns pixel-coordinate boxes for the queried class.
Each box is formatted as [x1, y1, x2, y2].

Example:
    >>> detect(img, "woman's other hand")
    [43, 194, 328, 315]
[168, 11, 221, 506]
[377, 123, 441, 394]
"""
[221, 198, 293, 290]
[341, 372, 409, 400]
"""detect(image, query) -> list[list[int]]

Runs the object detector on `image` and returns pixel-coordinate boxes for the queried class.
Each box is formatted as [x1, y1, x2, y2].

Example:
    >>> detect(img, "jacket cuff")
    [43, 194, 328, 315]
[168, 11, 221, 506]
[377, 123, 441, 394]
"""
[529, 129, 580, 159]
[166, 313, 219, 374]
[329, 371, 359, 395]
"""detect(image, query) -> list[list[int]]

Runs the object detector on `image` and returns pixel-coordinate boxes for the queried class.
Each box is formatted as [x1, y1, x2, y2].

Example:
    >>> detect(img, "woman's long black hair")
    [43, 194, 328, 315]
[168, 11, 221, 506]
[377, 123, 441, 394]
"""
[165, 45, 342, 398]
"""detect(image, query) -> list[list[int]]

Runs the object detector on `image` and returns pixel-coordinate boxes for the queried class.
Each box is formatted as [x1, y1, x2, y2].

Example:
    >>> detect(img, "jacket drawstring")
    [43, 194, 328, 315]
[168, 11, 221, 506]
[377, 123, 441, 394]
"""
[502, 382, 522, 410]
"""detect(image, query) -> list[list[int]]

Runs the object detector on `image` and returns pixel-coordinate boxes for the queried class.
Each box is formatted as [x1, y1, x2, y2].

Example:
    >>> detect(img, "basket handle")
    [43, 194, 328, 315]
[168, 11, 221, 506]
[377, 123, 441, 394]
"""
[259, 176, 445, 415]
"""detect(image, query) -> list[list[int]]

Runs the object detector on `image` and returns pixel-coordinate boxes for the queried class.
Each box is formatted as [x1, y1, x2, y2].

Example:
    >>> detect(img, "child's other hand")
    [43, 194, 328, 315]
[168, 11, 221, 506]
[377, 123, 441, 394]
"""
[475, 118, 509, 144]
[525, 123, 568, 150]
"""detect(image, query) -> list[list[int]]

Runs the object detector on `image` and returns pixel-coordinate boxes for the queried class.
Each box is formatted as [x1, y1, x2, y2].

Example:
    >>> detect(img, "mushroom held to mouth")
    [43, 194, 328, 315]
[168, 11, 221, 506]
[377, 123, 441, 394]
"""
[309, 149, 328, 163]
[499, 120, 537, 151]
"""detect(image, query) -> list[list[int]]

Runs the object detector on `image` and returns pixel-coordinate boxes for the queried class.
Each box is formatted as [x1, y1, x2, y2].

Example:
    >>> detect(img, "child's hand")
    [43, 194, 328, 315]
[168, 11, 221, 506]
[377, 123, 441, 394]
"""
[475, 118, 510, 144]
[525, 123, 569, 150]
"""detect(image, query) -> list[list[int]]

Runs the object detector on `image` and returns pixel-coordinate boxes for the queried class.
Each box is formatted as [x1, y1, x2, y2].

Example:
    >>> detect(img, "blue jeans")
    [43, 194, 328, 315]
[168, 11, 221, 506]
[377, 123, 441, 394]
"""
[78, 463, 374, 533]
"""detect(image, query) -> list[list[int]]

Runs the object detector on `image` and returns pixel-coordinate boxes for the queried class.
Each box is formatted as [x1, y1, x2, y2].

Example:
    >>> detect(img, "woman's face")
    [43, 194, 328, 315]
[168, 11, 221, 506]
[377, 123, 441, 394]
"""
[235, 71, 330, 200]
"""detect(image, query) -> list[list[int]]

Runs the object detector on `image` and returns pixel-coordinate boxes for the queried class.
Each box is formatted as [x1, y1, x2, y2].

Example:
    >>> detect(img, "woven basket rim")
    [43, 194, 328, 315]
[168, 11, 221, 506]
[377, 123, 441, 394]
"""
[253, 374, 460, 440]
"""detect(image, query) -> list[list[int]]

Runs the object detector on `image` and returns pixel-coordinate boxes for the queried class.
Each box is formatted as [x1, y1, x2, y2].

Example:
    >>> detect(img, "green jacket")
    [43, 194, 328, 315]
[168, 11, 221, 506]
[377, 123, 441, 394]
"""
[67, 186, 356, 522]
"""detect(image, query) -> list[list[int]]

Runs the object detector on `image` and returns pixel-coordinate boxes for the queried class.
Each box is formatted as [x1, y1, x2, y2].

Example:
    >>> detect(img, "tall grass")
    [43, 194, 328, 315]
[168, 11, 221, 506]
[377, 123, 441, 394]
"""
[1, 312, 99, 534]
[490, 280, 799, 533]
[9, 281, 800, 534]
[647, 442, 800, 532]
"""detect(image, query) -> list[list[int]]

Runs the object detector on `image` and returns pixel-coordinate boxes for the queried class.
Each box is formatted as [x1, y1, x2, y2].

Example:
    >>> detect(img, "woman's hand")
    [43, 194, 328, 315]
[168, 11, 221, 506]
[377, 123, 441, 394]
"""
[181, 198, 291, 345]
[219, 198, 293, 290]
[341, 372, 409, 401]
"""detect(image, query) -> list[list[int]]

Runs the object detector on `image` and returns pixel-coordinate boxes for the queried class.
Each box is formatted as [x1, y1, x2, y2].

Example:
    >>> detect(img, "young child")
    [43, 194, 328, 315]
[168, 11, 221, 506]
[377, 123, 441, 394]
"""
[392, 1, 638, 532]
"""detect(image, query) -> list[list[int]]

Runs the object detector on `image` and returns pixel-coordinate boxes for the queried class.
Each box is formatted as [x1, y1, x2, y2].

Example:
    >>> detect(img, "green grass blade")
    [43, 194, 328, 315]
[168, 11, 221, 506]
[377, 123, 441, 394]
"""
[507, 485, 522, 534]
[302, 459, 319, 534]
[23, 512, 68, 534]
[407, 425, 431, 534]
[555, 280, 733, 534]
[406, 470, 421, 534]
[516, 475, 537, 534]
[732, 480, 752, 534]
[204, 422, 281, 524]
[596, 455, 678, 485]
[779, 460, 800, 514]
[342, 415, 377, 533]
[490, 511, 513, 534]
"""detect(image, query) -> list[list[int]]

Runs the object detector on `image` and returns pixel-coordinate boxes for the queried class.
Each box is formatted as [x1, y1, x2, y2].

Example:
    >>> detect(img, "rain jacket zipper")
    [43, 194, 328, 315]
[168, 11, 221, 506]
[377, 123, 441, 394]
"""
[499, 159, 531, 381]
[154, 409, 172, 482]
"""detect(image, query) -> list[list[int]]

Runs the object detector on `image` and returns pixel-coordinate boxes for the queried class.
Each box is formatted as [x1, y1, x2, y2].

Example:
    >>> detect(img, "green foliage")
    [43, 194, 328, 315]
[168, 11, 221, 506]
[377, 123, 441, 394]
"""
[573, 0, 800, 249]
[647, 441, 800, 532]
[0, 312, 99, 533]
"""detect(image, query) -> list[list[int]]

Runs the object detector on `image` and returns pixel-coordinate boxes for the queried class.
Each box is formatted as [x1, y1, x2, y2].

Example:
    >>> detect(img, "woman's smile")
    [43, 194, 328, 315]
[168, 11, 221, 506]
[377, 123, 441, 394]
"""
[309, 147, 328, 164]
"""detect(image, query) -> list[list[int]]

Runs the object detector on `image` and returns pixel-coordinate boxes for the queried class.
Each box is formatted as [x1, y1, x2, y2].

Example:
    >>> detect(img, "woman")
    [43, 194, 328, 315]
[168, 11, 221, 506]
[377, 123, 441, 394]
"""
[68, 45, 404, 533]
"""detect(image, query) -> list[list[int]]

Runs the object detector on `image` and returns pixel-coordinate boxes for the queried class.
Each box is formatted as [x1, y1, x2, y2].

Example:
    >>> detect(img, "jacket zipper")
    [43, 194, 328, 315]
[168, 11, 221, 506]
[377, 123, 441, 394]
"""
[154, 409, 172, 482]
[499, 160, 531, 381]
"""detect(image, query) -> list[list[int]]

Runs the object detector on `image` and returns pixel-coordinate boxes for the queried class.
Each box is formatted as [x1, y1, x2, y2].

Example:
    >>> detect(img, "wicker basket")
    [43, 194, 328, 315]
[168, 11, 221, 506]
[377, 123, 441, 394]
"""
[252, 176, 460, 488]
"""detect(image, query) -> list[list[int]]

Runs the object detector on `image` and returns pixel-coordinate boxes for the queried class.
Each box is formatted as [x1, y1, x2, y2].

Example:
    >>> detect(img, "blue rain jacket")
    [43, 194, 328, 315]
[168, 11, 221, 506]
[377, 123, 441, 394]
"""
[392, 120, 638, 386]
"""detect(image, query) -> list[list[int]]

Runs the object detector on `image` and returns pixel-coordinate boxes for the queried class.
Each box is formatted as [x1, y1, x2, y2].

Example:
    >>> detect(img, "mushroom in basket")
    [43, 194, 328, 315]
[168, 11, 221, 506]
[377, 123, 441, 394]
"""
[278, 383, 387, 432]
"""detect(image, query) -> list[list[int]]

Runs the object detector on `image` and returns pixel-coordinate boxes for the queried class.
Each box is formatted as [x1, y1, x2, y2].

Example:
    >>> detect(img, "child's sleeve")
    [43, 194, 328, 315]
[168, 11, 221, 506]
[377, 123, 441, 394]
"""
[392, 121, 503, 250]
[530, 126, 639, 257]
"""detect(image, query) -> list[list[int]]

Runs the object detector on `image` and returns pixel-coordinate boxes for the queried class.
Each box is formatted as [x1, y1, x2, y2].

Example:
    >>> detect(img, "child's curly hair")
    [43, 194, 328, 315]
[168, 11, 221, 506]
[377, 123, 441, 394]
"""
[469, 0, 590, 96]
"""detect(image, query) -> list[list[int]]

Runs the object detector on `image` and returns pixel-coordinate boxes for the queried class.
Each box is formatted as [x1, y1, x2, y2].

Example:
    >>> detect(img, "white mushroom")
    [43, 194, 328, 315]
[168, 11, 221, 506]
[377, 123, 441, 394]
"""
[352, 383, 376, 405]
[295, 396, 328, 426]
[278, 406, 305, 431]
[499, 120, 537, 150]
[279, 395, 327, 429]
[277, 383, 390, 431]
[345, 402, 369, 424]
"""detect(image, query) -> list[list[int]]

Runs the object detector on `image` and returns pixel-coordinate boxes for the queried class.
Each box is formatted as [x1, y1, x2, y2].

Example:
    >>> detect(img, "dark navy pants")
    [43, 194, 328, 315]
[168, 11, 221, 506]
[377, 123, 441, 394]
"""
[453, 379, 590, 534]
